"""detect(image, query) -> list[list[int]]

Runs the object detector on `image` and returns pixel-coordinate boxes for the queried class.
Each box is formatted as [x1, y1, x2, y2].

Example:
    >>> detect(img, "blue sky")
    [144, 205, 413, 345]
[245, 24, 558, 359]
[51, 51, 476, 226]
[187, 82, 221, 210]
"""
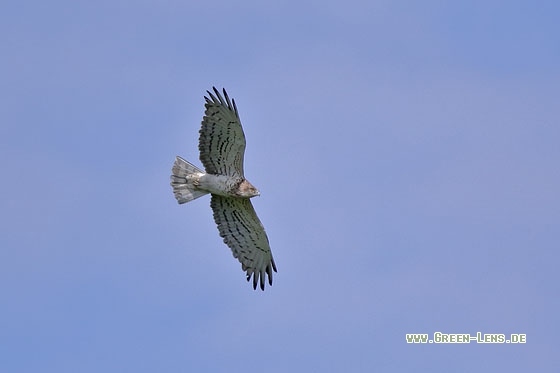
[1, 1, 559, 371]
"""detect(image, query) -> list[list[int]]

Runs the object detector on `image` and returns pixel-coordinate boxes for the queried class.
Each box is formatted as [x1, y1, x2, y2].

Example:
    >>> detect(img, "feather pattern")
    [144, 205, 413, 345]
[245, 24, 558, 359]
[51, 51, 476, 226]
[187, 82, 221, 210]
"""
[199, 87, 246, 178]
[210, 195, 277, 290]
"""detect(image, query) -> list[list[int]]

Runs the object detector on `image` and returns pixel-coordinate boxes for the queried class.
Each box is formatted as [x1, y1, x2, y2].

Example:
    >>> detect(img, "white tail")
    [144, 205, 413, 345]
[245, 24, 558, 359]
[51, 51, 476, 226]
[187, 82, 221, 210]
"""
[170, 156, 208, 204]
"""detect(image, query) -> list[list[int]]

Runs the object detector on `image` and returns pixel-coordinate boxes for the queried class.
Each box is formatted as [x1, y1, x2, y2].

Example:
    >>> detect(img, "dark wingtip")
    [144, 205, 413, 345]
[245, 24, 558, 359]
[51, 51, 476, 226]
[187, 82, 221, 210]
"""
[253, 274, 258, 290]
[205, 87, 238, 117]
[232, 98, 239, 117]
[205, 90, 218, 103]
[266, 265, 273, 286]
[222, 88, 233, 109]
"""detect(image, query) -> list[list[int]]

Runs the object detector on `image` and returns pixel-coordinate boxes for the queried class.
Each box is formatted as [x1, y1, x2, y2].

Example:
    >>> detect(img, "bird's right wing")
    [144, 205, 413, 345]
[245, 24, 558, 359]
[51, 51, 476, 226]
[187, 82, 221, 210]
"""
[210, 195, 277, 290]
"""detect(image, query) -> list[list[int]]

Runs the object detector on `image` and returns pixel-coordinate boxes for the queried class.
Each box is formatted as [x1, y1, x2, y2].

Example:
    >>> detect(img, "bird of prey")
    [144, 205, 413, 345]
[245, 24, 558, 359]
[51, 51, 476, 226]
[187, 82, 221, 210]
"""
[170, 87, 277, 290]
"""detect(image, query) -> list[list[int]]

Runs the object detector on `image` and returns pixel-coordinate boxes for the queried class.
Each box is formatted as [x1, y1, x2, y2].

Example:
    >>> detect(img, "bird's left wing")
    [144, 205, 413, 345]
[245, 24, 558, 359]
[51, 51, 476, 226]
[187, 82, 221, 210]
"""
[199, 87, 246, 178]
[210, 195, 277, 290]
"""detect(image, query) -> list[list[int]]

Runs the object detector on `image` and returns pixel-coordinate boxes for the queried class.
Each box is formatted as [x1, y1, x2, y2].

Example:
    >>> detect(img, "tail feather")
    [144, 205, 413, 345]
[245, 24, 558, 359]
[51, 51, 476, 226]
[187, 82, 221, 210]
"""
[170, 156, 208, 204]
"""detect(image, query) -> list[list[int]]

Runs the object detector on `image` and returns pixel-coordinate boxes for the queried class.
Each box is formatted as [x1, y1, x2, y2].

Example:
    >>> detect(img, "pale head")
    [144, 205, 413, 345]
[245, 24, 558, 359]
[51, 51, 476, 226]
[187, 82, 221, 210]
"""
[236, 179, 260, 198]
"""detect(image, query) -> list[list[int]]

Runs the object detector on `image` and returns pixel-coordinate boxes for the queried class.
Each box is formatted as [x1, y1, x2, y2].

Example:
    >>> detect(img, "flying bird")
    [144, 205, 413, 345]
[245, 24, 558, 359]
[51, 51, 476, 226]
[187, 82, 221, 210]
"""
[170, 87, 277, 290]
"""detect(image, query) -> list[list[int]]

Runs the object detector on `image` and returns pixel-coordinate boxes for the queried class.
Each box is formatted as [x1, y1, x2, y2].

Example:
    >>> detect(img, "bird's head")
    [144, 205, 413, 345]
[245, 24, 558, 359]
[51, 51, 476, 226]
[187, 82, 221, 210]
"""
[237, 179, 260, 198]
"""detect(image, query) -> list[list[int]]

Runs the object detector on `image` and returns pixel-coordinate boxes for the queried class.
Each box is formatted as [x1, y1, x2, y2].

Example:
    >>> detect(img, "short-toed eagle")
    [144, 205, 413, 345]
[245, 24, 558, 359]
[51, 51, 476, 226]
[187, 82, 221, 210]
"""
[171, 87, 277, 290]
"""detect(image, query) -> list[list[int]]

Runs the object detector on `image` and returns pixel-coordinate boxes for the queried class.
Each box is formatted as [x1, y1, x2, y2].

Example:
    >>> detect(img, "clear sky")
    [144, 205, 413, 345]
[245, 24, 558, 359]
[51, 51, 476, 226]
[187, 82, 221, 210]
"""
[1, 1, 559, 371]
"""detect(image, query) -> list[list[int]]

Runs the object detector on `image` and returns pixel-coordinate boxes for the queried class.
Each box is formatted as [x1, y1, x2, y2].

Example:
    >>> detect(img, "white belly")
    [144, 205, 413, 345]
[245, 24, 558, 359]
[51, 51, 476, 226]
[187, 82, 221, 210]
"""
[198, 174, 240, 197]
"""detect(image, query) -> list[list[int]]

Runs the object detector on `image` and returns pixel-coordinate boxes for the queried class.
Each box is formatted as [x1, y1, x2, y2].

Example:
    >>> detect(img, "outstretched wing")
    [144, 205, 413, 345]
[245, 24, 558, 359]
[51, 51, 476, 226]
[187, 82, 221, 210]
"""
[199, 87, 246, 178]
[210, 195, 277, 290]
